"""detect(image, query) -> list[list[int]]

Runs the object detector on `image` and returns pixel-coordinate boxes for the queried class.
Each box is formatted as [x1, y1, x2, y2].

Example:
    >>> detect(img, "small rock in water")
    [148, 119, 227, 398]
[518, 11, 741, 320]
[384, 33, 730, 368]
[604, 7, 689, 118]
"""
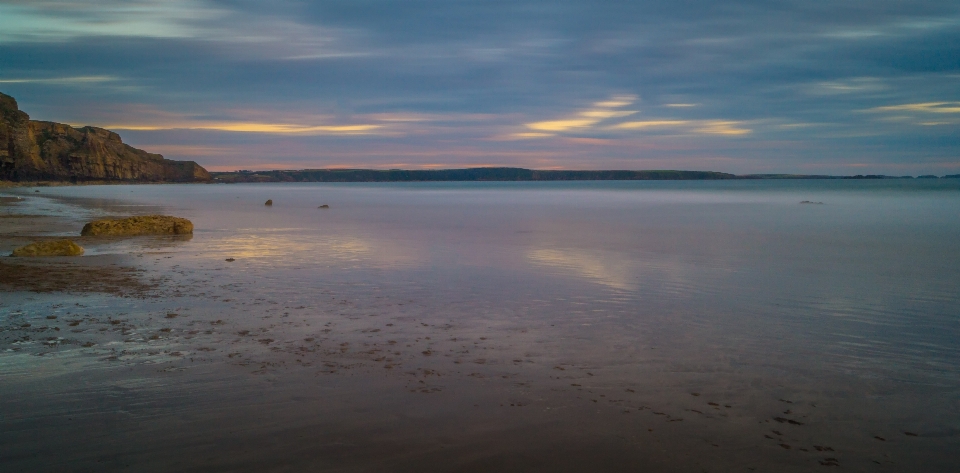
[800, 200, 824, 205]
[318, 204, 330, 208]
[11, 239, 84, 257]
[265, 199, 273, 206]
[225, 258, 236, 262]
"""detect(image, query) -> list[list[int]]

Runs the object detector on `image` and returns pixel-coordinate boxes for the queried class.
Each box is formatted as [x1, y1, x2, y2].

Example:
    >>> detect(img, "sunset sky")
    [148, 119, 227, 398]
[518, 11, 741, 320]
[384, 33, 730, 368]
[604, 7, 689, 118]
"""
[1, 0, 958, 174]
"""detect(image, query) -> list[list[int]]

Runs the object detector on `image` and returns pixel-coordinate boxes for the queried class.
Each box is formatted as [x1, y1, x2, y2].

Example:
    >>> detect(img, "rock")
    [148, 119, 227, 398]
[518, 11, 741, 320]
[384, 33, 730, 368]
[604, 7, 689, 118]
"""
[265, 199, 273, 206]
[225, 258, 235, 262]
[318, 204, 329, 208]
[81, 215, 194, 236]
[11, 239, 84, 256]
[800, 200, 824, 204]
[1, 91, 210, 183]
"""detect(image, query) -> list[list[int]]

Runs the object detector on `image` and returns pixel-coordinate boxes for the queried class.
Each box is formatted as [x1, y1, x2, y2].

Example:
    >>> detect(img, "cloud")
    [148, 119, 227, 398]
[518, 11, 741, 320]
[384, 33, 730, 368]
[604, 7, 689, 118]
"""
[613, 120, 691, 129]
[612, 119, 751, 136]
[0, 0, 366, 61]
[525, 118, 600, 132]
[868, 102, 960, 113]
[503, 132, 556, 139]
[522, 95, 637, 133]
[0, 1, 212, 41]
[518, 95, 750, 138]
[804, 77, 887, 96]
[694, 121, 752, 135]
[109, 122, 383, 135]
[0, 75, 118, 84]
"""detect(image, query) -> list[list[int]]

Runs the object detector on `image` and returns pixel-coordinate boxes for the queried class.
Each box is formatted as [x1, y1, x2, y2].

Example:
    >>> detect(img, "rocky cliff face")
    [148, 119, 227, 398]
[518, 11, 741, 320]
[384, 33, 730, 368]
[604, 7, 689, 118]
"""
[1, 92, 210, 182]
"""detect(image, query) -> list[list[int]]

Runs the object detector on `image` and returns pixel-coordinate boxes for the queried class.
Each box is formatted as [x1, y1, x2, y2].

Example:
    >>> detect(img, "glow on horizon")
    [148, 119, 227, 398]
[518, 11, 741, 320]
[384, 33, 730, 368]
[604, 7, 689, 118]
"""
[108, 122, 383, 135]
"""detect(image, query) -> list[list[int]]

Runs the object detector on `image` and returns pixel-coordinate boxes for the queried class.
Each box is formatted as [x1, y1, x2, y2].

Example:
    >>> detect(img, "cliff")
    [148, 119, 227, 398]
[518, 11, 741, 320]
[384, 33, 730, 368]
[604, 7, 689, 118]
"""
[0, 92, 210, 183]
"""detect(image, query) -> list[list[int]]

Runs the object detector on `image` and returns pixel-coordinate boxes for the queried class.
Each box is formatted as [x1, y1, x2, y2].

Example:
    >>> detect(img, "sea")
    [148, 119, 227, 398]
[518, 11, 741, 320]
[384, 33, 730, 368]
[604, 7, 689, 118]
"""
[1, 179, 959, 472]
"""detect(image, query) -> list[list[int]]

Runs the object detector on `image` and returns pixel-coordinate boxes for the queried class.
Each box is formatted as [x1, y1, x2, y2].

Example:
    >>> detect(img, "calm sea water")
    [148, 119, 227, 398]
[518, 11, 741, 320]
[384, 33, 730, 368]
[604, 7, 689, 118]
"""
[3, 179, 960, 472]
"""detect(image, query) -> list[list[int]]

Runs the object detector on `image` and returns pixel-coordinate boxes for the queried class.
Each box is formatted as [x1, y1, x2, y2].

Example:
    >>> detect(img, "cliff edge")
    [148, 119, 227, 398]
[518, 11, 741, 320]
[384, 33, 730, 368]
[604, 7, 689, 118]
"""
[0, 92, 210, 182]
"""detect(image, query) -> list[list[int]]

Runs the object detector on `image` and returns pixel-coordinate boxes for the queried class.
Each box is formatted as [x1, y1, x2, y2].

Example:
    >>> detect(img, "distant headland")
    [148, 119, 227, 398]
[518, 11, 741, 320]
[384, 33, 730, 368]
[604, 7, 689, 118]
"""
[1, 91, 210, 183]
[210, 168, 960, 183]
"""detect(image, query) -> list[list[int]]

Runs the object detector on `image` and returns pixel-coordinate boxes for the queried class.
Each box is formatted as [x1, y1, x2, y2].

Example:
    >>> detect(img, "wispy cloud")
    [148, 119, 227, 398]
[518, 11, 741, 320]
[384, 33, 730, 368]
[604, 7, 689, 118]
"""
[109, 122, 383, 135]
[693, 121, 752, 135]
[867, 102, 960, 113]
[0, 75, 118, 84]
[613, 120, 690, 129]
[512, 95, 752, 139]
[805, 77, 887, 96]
[0, 0, 366, 61]
[613, 119, 751, 135]
[522, 95, 638, 133]
[0, 1, 212, 41]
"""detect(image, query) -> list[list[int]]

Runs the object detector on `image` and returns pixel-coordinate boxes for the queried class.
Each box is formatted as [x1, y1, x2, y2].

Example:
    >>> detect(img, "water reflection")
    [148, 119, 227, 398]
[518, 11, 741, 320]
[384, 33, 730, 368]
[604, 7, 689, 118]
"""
[526, 248, 636, 291]
[203, 230, 424, 268]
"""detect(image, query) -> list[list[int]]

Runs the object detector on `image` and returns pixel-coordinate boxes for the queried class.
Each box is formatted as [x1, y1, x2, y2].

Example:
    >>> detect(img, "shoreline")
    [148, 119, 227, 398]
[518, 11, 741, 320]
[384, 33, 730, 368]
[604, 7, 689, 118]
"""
[0, 192, 162, 295]
[1, 180, 210, 188]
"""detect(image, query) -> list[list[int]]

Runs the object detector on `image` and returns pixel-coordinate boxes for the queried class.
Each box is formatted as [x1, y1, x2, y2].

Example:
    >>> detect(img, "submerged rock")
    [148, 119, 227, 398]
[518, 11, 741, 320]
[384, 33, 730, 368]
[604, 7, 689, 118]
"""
[11, 239, 84, 257]
[318, 204, 329, 208]
[81, 215, 194, 236]
[265, 199, 273, 206]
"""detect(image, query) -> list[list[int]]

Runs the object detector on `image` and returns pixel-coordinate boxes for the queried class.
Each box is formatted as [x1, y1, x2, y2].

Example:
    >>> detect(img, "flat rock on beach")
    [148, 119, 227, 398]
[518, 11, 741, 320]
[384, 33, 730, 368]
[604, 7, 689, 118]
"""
[10, 239, 84, 257]
[81, 215, 194, 236]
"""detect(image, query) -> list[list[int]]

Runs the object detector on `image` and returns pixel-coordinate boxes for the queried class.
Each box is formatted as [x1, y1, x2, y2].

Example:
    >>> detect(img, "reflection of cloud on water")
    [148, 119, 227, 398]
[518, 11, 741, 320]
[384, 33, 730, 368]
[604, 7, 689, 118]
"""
[527, 248, 636, 291]
[205, 229, 422, 268]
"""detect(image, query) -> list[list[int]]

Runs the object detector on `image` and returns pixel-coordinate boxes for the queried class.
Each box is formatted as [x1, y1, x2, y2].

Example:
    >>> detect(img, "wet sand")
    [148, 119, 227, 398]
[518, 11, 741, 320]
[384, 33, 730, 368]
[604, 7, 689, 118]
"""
[1, 188, 958, 472]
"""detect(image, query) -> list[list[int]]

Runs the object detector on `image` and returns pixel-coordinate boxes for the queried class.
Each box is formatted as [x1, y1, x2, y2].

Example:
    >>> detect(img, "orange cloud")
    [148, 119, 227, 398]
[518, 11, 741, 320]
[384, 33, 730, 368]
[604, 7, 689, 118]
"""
[109, 121, 383, 135]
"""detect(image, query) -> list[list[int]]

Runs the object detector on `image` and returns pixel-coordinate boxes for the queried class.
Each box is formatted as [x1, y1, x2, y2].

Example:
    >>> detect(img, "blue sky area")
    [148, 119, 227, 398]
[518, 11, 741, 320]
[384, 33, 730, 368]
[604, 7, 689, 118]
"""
[1, 0, 958, 173]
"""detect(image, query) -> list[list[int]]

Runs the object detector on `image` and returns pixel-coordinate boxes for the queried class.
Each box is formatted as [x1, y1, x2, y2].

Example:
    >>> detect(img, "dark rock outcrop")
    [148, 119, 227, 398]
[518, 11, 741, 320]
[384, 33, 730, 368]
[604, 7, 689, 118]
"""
[1, 92, 210, 182]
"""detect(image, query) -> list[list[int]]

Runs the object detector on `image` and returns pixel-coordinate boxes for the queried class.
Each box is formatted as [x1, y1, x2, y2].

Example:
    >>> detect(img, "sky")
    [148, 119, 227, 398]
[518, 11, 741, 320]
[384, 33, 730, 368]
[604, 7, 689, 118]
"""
[1, 0, 958, 174]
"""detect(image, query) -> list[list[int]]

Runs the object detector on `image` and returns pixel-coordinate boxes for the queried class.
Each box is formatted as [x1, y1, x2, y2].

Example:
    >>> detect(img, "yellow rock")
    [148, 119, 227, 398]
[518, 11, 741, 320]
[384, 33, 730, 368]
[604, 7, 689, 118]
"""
[80, 215, 194, 236]
[11, 239, 84, 257]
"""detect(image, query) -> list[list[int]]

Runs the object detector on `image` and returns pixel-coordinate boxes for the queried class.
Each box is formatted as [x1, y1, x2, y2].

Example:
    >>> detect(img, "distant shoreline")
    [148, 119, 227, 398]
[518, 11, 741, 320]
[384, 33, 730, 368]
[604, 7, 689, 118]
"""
[210, 167, 959, 183]
[3, 167, 958, 186]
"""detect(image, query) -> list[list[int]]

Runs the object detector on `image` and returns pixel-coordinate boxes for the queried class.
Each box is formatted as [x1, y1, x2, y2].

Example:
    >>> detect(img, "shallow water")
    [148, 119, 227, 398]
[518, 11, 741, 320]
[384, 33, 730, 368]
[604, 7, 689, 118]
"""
[2, 180, 960, 472]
